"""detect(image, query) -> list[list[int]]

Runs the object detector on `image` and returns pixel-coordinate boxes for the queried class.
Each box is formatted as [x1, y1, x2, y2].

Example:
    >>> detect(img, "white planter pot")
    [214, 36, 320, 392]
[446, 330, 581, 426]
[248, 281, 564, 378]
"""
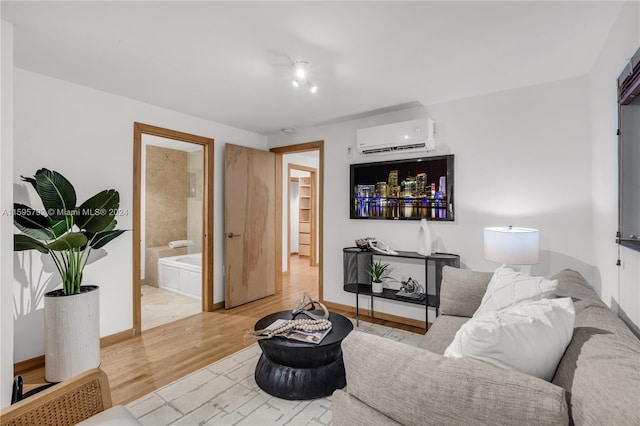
[45, 286, 100, 382]
[372, 281, 383, 293]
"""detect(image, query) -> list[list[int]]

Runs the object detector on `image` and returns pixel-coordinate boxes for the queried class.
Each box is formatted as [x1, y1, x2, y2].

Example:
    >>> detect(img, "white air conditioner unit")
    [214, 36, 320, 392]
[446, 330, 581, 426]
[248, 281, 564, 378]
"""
[356, 118, 435, 155]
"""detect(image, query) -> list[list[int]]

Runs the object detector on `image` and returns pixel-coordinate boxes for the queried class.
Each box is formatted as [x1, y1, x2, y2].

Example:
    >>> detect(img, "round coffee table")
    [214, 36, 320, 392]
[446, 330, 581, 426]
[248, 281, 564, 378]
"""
[254, 310, 353, 400]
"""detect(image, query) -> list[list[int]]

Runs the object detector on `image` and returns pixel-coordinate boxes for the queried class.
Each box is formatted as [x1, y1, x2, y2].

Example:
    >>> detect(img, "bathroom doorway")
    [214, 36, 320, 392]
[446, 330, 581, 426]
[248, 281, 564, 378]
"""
[133, 123, 214, 334]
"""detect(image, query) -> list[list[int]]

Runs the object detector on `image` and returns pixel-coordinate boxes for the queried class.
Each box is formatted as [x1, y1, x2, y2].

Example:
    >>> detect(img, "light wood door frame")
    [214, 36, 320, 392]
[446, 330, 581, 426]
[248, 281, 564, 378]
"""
[270, 141, 324, 301]
[287, 163, 317, 270]
[133, 123, 214, 334]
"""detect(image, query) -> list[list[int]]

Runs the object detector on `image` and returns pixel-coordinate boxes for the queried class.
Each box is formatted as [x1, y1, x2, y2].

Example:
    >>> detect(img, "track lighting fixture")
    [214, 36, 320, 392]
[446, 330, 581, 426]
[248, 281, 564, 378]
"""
[291, 60, 318, 94]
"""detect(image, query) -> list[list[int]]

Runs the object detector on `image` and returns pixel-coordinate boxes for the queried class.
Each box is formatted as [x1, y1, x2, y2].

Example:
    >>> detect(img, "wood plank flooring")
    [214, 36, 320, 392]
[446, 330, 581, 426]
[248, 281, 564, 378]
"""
[19, 255, 423, 405]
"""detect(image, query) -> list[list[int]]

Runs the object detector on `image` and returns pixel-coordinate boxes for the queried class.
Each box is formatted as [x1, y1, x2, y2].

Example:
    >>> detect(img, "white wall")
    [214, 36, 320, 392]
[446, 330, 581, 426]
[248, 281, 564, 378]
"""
[281, 152, 319, 271]
[12, 69, 267, 362]
[1, 19, 15, 409]
[269, 77, 593, 323]
[589, 0, 640, 335]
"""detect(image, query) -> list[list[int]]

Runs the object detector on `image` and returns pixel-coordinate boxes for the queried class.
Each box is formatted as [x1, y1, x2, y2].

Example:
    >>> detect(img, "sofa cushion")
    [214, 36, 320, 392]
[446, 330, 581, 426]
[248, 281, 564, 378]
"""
[552, 269, 609, 313]
[474, 266, 558, 317]
[419, 314, 469, 354]
[444, 298, 575, 381]
[76, 405, 141, 425]
[341, 331, 569, 426]
[550, 270, 640, 425]
[439, 266, 493, 317]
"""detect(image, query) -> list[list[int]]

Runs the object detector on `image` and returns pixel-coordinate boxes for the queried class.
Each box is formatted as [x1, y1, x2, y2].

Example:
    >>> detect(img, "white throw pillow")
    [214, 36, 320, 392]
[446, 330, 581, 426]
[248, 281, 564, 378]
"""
[474, 266, 558, 317]
[444, 297, 575, 381]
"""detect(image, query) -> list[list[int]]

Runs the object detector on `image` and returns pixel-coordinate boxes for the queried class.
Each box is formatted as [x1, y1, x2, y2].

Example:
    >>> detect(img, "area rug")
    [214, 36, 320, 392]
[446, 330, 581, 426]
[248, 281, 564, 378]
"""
[126, 320, 423, 426]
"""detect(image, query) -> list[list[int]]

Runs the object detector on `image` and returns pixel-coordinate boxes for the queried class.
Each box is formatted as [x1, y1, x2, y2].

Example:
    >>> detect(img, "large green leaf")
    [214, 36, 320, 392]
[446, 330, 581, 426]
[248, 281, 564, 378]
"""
[103, 219, 117, 232]
[13, 203, 54, 240]
[14, 234, 49, 253]
[33, 169, 77, 222]
[45, 232, 87, 251]
[50, 219, 71, 238]
[90, 229, 126, 249]
[76, 190, 120, 232]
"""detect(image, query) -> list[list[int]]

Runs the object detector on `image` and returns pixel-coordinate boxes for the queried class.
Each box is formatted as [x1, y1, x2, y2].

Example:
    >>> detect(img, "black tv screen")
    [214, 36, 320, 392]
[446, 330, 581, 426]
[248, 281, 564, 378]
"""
[350, 155, 454, 221]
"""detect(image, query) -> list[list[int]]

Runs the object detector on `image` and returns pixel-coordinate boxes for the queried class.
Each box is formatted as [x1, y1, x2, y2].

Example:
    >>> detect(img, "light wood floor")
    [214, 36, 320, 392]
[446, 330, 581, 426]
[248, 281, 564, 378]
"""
[20, 255, 422, 405]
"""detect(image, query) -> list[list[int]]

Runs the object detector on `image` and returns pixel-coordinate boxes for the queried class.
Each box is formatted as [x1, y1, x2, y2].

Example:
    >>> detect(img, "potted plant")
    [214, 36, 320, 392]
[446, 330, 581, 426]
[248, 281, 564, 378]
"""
[366, 260, 391, 293]
[13, 168, 125, 382]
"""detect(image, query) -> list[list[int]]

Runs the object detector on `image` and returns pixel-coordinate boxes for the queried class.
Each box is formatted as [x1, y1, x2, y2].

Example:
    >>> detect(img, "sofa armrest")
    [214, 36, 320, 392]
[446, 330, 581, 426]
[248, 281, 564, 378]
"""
[0, 368, 112, 426]
[340, 331, 569, 426]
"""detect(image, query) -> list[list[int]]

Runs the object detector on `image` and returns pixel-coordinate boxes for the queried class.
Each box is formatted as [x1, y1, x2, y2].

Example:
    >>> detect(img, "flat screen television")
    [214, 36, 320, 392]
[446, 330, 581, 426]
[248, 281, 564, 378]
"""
[350, 155, 454, 221]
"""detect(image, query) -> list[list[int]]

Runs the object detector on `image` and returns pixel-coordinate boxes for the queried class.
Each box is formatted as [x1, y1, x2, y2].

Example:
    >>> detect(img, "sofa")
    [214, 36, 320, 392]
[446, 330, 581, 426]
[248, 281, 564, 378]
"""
[333, 268, 640, 425]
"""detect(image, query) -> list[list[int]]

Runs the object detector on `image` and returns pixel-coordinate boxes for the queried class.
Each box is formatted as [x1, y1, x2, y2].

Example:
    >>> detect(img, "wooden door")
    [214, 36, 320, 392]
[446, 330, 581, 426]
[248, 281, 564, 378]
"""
[224, 144, 276, 308]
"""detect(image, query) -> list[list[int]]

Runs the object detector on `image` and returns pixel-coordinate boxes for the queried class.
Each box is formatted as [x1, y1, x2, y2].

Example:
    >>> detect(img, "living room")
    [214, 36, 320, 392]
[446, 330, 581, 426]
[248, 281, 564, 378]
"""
[1, 1, 639, 425]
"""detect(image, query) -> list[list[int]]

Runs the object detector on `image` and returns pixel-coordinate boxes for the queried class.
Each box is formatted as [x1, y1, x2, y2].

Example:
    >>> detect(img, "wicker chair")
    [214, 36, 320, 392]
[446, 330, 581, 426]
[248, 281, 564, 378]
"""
[1, 368, 114, 426]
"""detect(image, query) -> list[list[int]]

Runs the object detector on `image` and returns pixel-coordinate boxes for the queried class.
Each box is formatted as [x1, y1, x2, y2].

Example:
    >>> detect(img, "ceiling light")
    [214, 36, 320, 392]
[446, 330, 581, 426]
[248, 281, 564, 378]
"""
[290, 60, 318, 94]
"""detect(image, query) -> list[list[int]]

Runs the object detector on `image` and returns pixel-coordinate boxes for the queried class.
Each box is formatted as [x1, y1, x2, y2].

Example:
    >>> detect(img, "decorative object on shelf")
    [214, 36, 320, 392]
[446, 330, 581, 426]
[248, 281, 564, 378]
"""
[396, 277, 426, 301]
[355, 237, 398, 255]
[366, 260, 391, 293]
[400, 277, 423, 294]
[417, 218, 432, 255]
[13, 168, 126, 382]
[484, 226, 540, 266]
[291, 292, 330, 320]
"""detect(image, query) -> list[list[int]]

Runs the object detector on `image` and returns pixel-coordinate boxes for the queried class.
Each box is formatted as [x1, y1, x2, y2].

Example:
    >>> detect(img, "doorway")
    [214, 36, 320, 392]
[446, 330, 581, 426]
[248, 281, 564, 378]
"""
[271, 142, 323, 301]
[133, 123, 214, 334]
[288, 163, 317, 268]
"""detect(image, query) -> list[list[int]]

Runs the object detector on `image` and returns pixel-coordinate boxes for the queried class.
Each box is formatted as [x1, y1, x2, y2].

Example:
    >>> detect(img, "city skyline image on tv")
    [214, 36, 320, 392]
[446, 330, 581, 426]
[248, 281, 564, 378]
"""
[350, 155, 454, 221]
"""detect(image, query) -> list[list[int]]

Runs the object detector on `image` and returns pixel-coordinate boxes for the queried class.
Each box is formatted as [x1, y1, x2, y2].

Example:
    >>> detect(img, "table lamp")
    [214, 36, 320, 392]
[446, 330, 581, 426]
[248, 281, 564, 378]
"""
[484, 226, 540, 265]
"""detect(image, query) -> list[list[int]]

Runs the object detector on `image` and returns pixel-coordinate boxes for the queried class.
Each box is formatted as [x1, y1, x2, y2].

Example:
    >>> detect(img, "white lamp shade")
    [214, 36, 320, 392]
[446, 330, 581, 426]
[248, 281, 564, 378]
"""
[484, 226, 540, 265]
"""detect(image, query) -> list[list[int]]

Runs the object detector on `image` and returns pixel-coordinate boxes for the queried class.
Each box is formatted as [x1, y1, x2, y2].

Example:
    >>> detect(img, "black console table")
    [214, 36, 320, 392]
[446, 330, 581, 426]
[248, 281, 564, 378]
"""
[343, 248, 460, 330]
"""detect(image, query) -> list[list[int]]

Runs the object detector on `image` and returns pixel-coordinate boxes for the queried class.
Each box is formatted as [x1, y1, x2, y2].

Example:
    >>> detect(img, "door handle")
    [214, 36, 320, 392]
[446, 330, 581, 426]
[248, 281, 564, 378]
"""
[227, 232, 242, 239]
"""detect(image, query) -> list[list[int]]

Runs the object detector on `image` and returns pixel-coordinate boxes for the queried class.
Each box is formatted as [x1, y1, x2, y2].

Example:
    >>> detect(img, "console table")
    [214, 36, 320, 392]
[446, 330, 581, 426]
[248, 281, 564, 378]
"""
[343, 248, 460, 330]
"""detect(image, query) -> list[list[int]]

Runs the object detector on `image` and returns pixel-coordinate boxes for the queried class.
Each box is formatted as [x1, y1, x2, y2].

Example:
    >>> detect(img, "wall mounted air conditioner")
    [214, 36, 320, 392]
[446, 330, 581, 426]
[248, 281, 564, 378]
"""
[356, 118, 435, 155]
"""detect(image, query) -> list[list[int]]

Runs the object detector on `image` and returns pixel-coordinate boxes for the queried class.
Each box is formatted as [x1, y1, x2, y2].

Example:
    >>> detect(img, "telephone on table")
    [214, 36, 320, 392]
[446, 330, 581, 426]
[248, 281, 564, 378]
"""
[355, 237, 398, 255]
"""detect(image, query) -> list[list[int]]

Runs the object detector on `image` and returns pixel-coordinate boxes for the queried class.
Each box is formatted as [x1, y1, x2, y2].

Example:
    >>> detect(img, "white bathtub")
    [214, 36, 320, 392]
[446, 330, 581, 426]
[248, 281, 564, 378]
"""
[158, 253, 201, 300]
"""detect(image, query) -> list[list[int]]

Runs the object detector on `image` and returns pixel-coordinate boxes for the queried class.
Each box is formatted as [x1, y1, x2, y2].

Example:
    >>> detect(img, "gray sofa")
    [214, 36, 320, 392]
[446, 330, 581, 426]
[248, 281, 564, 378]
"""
[333, 269, 640, 425]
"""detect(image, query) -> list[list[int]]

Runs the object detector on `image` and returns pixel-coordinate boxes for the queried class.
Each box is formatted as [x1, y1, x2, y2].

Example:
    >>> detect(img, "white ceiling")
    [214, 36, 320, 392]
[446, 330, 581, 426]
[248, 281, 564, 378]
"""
[2, 1, 624, 136]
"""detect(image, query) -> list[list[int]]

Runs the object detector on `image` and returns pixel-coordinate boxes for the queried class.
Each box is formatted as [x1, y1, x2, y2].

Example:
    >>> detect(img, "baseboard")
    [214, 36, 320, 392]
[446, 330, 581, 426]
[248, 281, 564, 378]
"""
[13, 356, 45, 375]
[212, 301, 224, 311]
[322, 300, 427, 329]
[100, 328, 135, 347]
[13, 329, 135, 375]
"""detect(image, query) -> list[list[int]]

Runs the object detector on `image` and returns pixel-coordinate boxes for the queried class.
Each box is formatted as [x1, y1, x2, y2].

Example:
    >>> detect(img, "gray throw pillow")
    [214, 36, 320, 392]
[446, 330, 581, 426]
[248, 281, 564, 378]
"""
[439, 266, 493, 317]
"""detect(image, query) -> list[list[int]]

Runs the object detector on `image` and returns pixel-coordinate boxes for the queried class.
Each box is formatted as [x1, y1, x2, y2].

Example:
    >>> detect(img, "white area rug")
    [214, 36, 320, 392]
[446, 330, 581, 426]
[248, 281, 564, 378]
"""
[126, 320, 423, 426]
